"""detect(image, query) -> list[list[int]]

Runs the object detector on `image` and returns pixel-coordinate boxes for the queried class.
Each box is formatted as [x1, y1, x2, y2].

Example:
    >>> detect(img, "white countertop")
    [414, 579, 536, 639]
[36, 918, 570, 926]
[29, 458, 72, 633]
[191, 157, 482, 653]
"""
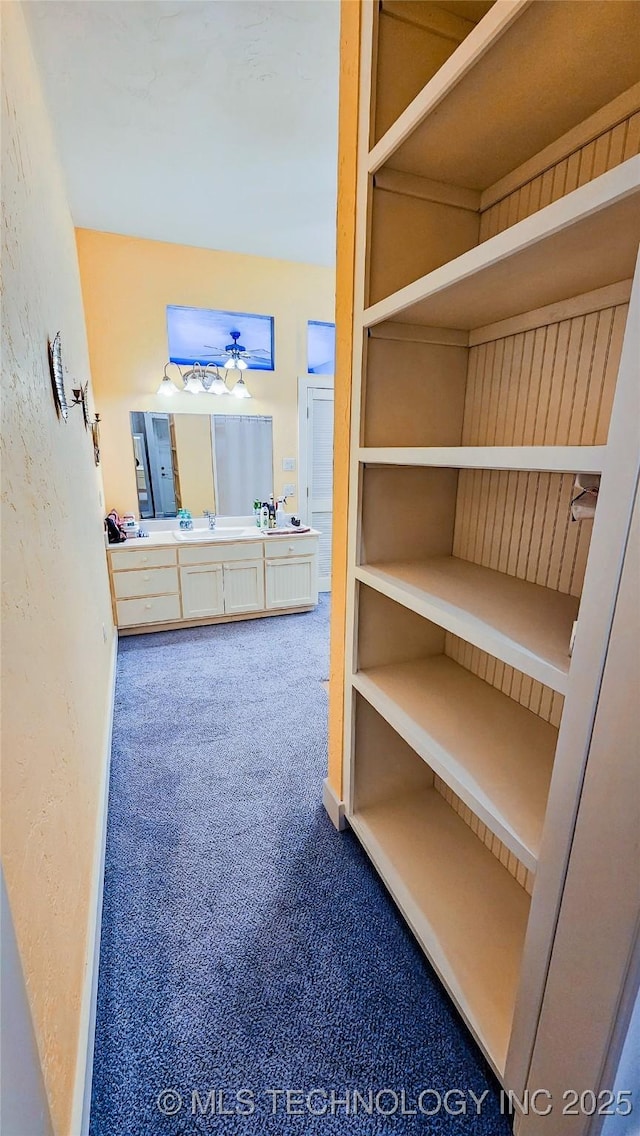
[106, 526, 320, 552]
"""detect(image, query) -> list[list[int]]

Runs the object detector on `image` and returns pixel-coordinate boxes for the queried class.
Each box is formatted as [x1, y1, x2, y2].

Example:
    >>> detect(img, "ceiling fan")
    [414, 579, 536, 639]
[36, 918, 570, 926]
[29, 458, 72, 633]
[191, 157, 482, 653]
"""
[202, 330, 262, 371]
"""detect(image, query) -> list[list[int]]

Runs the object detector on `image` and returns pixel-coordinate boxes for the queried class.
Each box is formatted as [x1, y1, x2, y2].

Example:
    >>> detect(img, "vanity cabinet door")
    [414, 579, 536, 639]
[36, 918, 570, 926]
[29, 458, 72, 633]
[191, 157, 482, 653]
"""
[223, 559, 265, 615]
[265, 557, 316, 610]
[180, 565, 224, 619]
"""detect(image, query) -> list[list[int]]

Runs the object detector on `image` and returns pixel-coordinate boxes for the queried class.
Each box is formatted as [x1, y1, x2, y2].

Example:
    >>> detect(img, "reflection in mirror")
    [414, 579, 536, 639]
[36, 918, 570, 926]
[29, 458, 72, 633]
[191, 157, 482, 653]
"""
[130, 412, 274, 519]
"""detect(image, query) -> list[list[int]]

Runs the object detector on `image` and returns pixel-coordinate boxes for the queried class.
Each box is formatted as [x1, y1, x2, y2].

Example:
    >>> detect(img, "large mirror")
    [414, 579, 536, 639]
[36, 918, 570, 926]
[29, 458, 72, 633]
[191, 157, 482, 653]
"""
[130, 412, 274, 518]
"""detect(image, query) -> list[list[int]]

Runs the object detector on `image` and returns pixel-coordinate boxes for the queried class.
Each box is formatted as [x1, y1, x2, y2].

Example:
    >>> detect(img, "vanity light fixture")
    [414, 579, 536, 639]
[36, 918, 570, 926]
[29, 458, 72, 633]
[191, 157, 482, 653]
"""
[231, 376, 252, 399]
[156, 359, 251, 397]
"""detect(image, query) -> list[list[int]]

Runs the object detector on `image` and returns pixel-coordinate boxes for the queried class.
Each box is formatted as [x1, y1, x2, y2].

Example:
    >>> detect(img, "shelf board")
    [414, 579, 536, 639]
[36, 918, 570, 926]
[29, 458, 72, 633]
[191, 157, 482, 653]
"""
[369, 0, 640, 188]
[349, 787, 530, 1078]
[364, 160, 640, 330]
[359, 446, 606, 474]
[353, 656, 557, 871]
[355, 558, 578, 694]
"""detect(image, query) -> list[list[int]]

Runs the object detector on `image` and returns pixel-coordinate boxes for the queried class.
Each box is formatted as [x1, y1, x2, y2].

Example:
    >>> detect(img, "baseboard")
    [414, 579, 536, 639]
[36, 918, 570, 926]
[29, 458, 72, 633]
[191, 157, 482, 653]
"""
[322, 777, 348, 832]
[70, 629, 118, 1136]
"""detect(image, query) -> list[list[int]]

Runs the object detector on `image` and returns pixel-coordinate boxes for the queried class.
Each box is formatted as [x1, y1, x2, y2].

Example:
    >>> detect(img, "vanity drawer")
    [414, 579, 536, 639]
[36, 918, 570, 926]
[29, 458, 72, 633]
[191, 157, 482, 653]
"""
[112, 566, 179, 600]
[110, 546, 177, 571]
[263, 536, 317, 559]
[116, 594, 181, 627]
[178, 541, 264, 566]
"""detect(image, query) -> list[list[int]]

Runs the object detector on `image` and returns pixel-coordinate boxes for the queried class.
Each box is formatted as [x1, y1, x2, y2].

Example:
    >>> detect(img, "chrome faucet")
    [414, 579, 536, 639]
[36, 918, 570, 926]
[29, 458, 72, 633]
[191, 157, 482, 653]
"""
[203, 511, 217, 530]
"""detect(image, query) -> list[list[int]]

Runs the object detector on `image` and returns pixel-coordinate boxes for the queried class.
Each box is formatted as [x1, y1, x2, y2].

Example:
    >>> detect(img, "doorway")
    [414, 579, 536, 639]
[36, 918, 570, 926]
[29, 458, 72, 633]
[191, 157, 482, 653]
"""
[299, 376, 334, 592]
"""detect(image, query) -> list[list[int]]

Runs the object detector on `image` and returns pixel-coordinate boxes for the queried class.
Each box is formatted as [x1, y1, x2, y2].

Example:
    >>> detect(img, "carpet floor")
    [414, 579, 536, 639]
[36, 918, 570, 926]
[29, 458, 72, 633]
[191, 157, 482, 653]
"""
[90, 597, 511, 1135]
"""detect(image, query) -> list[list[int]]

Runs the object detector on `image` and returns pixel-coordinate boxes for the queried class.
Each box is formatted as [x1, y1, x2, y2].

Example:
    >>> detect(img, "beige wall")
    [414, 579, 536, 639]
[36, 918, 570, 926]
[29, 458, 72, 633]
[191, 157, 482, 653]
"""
[76, 229, 335, 517]
[1, 5, 115, 1134]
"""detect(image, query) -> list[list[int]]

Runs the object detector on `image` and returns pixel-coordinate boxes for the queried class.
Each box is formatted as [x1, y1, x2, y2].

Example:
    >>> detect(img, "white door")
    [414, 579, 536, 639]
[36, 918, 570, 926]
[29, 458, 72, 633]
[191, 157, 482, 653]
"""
[299, 379, 334, 591]
[180, 565, 224, 619]
[145, 412, 177, 517]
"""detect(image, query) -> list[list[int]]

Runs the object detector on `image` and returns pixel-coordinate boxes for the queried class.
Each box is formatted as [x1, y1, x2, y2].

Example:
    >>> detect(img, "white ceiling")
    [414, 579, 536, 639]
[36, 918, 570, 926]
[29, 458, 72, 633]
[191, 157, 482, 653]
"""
[25, 1, 340, 266]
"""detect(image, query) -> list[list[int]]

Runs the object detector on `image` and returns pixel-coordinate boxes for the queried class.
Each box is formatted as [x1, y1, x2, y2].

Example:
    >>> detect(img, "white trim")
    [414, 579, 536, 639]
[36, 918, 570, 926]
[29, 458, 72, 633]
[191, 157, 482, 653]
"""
[358, 446, 606, 474]
[322, 777, 347, 832]
[71, 630, 118, 1136]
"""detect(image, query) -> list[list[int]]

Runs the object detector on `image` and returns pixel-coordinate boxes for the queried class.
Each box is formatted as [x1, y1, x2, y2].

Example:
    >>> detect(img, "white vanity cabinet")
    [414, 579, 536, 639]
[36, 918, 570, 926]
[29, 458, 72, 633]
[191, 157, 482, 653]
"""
[265, 558, 316, 609]
[107, 529, 318, 633]
[180, 564, 224, 619]
[223, 561, 265, 614]
[264, 535, 318, 610]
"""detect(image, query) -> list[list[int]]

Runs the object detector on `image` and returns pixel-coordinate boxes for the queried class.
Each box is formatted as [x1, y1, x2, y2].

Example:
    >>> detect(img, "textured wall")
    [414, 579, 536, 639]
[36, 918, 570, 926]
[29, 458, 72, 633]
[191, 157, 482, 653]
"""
[1, 5, 115, 1133]
[75, 229, 335, 518]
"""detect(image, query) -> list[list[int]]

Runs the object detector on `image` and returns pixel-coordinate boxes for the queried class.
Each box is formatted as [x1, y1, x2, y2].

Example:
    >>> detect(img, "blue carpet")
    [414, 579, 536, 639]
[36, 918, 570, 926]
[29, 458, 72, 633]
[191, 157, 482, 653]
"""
[90, 597, 511, 1135]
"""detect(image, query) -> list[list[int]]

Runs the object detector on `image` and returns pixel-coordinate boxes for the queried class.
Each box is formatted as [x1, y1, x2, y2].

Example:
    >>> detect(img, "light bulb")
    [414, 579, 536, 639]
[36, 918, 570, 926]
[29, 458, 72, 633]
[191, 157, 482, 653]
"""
[157, 364, 177, 396]
[232, 377, 251, 399]
[157, 374, 176, 397]
[182, 365, 205, 394]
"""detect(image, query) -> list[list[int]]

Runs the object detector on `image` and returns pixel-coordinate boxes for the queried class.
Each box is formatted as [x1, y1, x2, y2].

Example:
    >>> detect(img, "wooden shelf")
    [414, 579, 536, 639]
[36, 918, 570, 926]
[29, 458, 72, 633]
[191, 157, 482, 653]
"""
[364, 160, 640, 329]
[353, 656, 557, 870]
[359, 446, 606, 473]
[356, 557, 578, 694]
[349, 787, 530, 1078]
[369, 1, 640, 188]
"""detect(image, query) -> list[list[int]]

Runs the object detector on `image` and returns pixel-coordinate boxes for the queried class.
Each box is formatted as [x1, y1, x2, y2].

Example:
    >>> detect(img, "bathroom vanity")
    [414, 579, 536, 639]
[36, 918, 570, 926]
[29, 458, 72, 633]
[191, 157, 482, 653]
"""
[107, 525, 320, 634]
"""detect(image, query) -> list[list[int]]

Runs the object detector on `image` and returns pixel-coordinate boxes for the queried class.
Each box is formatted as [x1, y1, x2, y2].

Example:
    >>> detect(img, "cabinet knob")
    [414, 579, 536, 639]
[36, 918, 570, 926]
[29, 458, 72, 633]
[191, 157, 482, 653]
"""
[288, 545, 294, 552]
[143, 574, 150, 581]
[145, 603, 152, 609]
[142, 557, 148, 563]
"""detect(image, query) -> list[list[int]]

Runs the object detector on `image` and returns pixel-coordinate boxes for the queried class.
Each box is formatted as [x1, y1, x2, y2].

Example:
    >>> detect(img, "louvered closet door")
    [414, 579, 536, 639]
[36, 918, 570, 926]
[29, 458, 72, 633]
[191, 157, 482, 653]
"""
[306, 386, 334, 591]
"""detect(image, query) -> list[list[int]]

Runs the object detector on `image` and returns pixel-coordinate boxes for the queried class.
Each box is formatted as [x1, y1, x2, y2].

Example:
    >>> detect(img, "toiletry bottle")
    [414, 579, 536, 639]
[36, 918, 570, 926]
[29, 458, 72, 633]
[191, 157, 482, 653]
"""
[254, 499, 262, 529]
[260, 505, 269, 531]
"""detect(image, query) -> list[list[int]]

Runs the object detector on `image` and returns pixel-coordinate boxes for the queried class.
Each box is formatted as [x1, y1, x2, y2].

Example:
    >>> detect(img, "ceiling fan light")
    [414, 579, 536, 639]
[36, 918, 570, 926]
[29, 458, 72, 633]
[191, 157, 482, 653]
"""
[224, 357, 236, 370]
[236, 357, 248, 371]
[232, 376, 251, 399]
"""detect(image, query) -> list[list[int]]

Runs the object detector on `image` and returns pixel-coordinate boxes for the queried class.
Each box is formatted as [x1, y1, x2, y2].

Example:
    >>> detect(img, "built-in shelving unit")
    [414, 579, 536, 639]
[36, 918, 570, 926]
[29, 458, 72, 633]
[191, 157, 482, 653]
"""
[353, 655, 556, 868]
[367, 158, 640, 323]
[356, 558, 578, 693]
[344, 0, 640, 1098]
